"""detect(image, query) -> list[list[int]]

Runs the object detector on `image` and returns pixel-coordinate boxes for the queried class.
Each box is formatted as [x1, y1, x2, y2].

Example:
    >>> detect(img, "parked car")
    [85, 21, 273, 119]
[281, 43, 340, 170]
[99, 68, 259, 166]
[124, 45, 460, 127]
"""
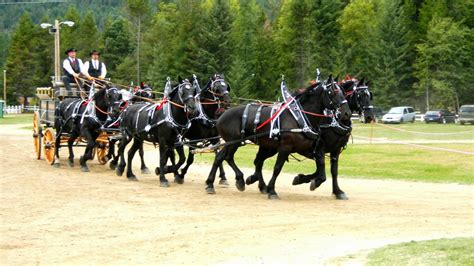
[423, 110, 456, 124]
[459, 105, 474, 125]
[382, 106, 416, 124]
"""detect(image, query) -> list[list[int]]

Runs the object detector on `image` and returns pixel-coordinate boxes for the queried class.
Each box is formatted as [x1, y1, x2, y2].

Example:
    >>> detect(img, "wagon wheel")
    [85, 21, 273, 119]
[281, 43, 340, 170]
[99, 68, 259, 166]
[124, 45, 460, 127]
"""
[96, 142, 109, 165]
[96, 132, 109, 165]
[43, 128, 56, 165]
[33, 111, 42, 159]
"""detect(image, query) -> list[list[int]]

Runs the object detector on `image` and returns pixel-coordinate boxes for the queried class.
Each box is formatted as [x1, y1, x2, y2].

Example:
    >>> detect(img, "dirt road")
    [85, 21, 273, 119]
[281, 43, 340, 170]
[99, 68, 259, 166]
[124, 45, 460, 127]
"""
[1, 124, 473, 265]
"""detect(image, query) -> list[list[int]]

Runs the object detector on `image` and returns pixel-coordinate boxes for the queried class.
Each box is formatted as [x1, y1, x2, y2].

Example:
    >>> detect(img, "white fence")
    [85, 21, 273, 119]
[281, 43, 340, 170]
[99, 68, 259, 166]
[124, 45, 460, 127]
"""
[3, 105, 39, 114]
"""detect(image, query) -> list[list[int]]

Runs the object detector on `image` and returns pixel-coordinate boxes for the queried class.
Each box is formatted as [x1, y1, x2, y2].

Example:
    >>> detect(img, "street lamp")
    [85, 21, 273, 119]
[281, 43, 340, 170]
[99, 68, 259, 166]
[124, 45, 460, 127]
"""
[40, 20, 75, 82]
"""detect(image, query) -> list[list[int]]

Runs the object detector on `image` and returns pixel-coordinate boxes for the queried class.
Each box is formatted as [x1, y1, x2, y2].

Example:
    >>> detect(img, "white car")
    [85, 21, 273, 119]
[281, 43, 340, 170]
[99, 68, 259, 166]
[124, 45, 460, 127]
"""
[382, 106, 416, 124]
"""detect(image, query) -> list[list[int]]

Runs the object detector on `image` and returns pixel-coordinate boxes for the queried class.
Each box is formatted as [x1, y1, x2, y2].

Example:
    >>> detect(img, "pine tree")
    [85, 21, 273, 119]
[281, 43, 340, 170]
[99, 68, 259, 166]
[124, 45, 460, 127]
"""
[60, 6, 81, 55]
[207, 0, 233, 75]
[370, 0, 417, 108]
[5, 14, 49, 103]
[414, 17, 473, 110]
[75, 11, 102, 59]
[338, 0, 377, 79]
[102, 18, 134, 80]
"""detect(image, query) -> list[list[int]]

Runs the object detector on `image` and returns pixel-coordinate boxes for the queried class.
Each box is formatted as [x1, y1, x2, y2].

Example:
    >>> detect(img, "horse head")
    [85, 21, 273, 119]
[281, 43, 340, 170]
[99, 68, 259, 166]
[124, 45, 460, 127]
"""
[208, 74, 232, 116]
[175, 76, 197, 117]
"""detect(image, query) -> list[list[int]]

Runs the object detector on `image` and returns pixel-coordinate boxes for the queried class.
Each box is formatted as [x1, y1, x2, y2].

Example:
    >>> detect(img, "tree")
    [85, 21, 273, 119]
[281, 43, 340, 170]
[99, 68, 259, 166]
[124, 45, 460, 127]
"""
[126, 0, 151, 84]
[5, 13, 52, 103]
[75, 11, 102, 59]
[338, 0, 377, 79]
[370, 0, 417, 108]
[102, 18, 134, 81]
[414, 17, 473, 110]
[60, 6, 81, 55]
[207, 0, 233, 75]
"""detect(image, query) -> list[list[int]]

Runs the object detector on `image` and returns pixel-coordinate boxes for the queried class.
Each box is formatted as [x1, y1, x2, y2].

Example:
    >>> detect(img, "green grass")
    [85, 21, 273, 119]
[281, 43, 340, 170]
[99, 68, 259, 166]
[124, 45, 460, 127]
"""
[352, 121, 474, 141]
[195, 143, 474, 184]
[0, 113, 34, 125]
[365, 238, 474, 265]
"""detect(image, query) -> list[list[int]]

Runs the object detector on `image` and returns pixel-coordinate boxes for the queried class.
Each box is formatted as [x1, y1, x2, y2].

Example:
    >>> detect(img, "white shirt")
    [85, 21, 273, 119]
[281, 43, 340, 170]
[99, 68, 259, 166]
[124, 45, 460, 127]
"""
[84, 59, 107, 78]
[63, 57, 88, 76]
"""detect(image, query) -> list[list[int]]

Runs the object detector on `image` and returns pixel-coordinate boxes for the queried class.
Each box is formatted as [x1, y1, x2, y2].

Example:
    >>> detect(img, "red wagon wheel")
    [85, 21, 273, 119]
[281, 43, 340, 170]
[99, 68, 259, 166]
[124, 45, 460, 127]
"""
[43, 128, 56, 165]
[33, 111, 42, 160]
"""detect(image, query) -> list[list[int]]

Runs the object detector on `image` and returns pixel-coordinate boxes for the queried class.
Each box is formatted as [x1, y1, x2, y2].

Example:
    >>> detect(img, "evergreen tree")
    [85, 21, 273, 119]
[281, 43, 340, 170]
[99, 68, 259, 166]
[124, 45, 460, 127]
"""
[5, 14, 51, 103]
[103, 18, 134, 80]
[60, 6, 82, 55]
[207, 0, 233, 75]
[75, 11, 102, 59]
[338, 0, 377, 79]
[414, 17, 473, 110]
[370, 0, 417, 108]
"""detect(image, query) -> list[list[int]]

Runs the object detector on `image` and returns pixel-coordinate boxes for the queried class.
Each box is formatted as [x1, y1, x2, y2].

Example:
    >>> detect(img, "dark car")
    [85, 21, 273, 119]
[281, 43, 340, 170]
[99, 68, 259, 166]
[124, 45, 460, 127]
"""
[424, 110, 456, 124]
[459, 105, 474, 125]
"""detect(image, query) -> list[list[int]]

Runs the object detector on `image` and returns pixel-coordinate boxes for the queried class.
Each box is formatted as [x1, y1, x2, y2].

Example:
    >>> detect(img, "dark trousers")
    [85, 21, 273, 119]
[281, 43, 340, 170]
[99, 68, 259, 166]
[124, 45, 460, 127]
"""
[62, 75, 83, 91]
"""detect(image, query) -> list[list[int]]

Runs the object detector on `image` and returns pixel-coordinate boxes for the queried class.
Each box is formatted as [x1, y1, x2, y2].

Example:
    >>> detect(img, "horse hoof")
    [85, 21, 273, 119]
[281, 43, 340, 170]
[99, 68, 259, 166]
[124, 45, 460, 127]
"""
[245, 175, 258, 185]
[68, 161, 74, 168]
[109, 161, 117, 170]
[268, 193, 280, 200]
[127, 176, 138, 181]
[174, 176, 184, 184]
[53, 162, 60, 168]
[141, 167, 151, 174]
[335, 193, 348, 200]
[206, 187, 216, 194]
[219, 179, 229, 186]
[292, 174, 308, 185]
[160, 181, 170, 187]
[104, 155, 111, 162]
[81, 166, 89, 172]
[235, 180, 245, 192]
[116, 168, 124, 177]
[259, 186, 267, 194]
[155, 167, 160, 175]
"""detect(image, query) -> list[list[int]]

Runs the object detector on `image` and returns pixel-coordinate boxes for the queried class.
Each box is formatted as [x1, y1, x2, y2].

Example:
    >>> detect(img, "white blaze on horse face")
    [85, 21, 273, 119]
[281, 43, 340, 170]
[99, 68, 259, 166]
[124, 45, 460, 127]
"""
[185, 85, 191, 89]
[220, 81, 225, 86]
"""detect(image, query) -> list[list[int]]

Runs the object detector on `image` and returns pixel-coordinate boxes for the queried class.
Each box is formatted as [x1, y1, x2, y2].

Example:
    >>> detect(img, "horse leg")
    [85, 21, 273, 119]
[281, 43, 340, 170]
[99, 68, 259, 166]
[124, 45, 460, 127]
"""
[246, 147, 277, 194]
[105, 139, 116, 164]
[53, 129, 62, 168]
[171, 145, 186, 184]
[116, 135, 132, 176]
[205, 146, 229, 194]
[175, 147, 192, 184]
[223, 144, 245, 192]
[217, 149, 229, 186]
[79, 130, 98, 172]
[157, 144, 170, 187]
[292, 150, 316, 186]
[139, 143, 150, 174]
[310, 150, 327, 191]
[67, 130, 79, 167]
[266, 151, 290, 200]
[125, 138, 142, 180]
[109, 139, 119, 170]
[330, 152, 348, 200]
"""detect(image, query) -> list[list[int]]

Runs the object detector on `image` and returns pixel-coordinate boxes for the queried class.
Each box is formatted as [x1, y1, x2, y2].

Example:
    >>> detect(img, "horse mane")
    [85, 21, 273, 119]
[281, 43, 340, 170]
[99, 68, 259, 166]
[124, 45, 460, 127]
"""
[292, 81, 320, 97]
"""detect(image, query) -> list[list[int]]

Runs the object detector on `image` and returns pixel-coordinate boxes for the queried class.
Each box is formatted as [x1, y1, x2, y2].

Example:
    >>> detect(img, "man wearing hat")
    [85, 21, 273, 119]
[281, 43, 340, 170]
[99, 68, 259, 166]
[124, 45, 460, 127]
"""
[84, 50, 107, 79]
[62, 48, 91, 92]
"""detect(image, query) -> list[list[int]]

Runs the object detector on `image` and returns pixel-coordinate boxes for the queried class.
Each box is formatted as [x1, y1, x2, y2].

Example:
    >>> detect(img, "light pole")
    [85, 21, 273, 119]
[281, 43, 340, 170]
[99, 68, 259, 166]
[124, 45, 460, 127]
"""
[3, 70, 6, 101]
[40, 20, 74, 82]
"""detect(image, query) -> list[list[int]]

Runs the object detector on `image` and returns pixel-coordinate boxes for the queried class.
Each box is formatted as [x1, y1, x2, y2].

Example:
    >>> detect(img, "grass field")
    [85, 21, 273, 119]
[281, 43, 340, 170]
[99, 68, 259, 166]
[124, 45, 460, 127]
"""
[2, 113, 473, 184]
[365, 238, 474, 265]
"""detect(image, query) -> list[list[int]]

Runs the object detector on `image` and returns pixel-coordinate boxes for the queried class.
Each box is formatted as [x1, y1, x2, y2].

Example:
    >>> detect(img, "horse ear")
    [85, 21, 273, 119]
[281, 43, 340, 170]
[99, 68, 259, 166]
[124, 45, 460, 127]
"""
[335, 75, 340, 83]
[178, 76, 183, 83]
[221, 73, 225, 79]
[359, 77, 365, 86]
[326, 74, 333, 83]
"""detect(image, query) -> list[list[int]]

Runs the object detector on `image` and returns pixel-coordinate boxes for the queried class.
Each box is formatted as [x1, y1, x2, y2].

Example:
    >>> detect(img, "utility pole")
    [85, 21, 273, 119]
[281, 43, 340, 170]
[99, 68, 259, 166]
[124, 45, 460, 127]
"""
[3, 70, 6, 101]
[54, 19, 61, 82]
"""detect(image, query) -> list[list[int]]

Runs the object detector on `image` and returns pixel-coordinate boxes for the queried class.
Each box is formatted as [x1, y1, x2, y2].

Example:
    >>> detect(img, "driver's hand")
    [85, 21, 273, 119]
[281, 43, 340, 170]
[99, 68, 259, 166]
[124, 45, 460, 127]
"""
[73, 73, 80, 78]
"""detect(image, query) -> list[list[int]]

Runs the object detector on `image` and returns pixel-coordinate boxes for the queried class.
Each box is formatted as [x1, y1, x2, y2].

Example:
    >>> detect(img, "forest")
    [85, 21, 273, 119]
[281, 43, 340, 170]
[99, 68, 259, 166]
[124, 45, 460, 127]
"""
[1, 0, 473, 111]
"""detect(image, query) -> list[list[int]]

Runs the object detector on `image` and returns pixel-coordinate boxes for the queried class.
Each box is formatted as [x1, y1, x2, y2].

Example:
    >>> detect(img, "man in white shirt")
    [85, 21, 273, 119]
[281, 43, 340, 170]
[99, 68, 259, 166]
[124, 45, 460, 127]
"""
[84, 50, 107, 80]
[62, 48, 91, 92]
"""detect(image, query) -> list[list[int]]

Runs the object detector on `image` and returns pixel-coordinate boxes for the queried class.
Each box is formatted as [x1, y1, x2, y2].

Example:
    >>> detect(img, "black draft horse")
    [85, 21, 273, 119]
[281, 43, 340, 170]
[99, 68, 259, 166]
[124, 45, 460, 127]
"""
[256, 78, 374, 200]
[205, 76, 352, 199]
[173, 74, 232, 184]
[116, 77, 197, 186]
[53, 85, 122, 171]
[108, 84, 157, 174]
